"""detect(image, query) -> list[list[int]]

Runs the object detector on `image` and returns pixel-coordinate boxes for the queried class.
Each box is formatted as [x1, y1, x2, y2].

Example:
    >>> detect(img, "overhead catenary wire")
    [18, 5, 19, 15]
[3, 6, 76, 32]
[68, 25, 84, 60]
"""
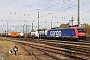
[0, 0, 78, 19]
[8, 1, 90, 21]
[0, 0, 90, 18]
[0, 0, 90, 32]
[15, 0, 62, 22]
[37, 0, 90, 19]
[52, 0, 90, 20]
[0, 0, 9, 7]
[11, 0, 52, 21]
[0, 0, 16, 11]
[25, 0, 77, 21]
[23, 0, 90, 25]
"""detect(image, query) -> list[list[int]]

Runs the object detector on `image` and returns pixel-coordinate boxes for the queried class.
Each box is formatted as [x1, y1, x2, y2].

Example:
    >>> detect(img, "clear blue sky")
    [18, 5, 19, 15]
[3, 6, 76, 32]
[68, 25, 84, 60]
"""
[0, 0, 90, 33]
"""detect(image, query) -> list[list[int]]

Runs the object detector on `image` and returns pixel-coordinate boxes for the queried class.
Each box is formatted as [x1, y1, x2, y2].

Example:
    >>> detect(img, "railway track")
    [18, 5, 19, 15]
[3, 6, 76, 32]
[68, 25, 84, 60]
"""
[2, 37, 90, 60]
[2, 37, 66, 60]
[13, 37, 90, 45]
[16, 42, 66, 60]
[28, 39, 90, 59]
[16, 38, 90, 60]
[19, 44, 40, 60]
[30, 39, 90, 46]
[16, 41, 89, 60]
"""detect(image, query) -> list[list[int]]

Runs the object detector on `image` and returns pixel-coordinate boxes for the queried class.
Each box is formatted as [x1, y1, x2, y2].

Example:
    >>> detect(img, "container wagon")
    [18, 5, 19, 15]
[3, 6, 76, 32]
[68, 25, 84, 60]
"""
[8, 32, 24, 38]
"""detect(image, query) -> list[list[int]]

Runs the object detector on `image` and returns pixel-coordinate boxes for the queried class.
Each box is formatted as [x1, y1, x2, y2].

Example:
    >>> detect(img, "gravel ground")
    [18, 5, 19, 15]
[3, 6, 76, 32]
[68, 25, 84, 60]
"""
[0, 37, 39, 60]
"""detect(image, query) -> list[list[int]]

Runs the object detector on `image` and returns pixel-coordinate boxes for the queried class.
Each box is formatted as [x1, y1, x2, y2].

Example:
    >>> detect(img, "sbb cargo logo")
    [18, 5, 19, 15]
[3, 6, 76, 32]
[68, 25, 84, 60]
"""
[50, 31, 62, 36]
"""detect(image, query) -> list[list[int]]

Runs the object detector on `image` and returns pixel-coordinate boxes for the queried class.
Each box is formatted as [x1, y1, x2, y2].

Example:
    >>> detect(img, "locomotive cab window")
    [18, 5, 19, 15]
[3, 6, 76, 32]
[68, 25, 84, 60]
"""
[78, 28, 85, 32]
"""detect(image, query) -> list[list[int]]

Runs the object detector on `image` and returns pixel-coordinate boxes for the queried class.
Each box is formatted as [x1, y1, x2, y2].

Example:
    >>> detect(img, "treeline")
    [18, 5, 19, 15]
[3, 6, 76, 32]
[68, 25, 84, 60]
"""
[84, 23, 90, 37]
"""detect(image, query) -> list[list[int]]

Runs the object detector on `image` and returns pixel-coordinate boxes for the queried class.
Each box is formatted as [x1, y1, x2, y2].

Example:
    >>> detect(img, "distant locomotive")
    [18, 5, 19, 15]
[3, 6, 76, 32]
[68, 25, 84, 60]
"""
[30, 26, 86, 41]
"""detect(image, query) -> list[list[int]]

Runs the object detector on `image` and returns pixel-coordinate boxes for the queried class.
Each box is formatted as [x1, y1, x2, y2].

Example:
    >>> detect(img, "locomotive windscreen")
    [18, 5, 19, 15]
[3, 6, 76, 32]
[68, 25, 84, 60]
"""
[78, 28, 85, 32]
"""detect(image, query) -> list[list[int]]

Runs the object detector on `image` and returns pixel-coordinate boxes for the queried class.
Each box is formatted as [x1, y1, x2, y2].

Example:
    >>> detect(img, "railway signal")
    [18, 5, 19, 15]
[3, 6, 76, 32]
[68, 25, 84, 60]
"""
[13, 46, 18, 55]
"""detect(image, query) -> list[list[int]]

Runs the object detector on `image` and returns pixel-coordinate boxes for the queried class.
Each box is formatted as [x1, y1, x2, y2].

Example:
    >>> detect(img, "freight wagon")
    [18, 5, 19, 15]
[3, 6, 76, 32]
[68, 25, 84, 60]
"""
[8, 32, 24, 38]
[30, 31, 39, 38]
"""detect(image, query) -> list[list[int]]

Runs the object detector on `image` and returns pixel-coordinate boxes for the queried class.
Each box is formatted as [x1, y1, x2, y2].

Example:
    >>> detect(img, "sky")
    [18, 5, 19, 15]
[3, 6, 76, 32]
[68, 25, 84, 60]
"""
[0, 0, 90, 33]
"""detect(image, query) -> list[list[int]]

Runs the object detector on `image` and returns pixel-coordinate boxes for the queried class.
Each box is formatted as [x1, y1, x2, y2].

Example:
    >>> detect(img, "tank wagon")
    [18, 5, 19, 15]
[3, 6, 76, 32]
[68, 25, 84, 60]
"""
[31, 26, 86, 41]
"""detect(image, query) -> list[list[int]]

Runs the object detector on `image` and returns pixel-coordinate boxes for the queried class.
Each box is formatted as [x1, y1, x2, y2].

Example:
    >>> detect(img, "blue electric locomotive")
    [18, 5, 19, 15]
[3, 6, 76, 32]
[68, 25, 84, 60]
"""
[46, 27, 86, 41]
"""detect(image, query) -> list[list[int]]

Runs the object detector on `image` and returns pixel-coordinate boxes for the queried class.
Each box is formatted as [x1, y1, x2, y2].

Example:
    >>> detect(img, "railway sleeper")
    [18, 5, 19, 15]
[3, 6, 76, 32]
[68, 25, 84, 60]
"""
[10, 38, 90, 60]
[27, 44, 90, 60]
[40, 42, 90, 54]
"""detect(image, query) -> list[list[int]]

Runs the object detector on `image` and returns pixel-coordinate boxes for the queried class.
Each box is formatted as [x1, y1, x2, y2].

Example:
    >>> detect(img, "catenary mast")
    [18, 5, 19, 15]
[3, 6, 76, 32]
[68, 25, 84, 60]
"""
[77, 0, 80, 26]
